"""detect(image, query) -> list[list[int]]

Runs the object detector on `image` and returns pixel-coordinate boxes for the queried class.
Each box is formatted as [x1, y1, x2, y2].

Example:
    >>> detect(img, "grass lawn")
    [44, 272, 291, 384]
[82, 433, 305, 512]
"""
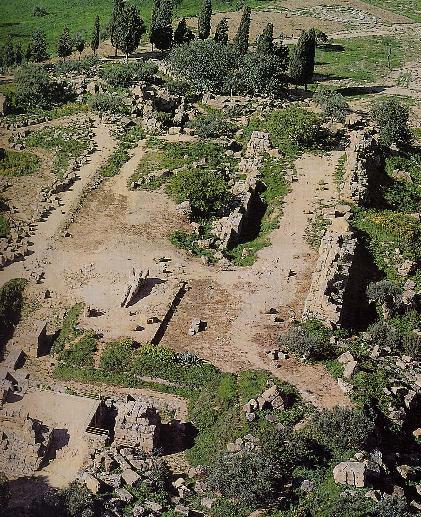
[0, 0, 267, 53]
[364, 0, 421, 22]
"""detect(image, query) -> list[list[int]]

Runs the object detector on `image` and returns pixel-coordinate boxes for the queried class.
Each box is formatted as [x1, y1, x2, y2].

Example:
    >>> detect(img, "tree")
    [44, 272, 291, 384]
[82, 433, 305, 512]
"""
[256, 23, 274, 55]
[371, 97, 411, 148]
[113, 3, 146, 61]
[198, 0, 212, 40]
[74, 32, 85, 60]
[15, 64, 52, 110]
[234, 6, 251, 54]
[15, 43, 23, 65]
[167, 167, 230, 219]
[91, 15, 100, 55]
[168, 39, 240, 93]
[110, 0, 124, 56]
[57, 26, 73, 61]
[235, 52, 288, 95]
[150, 0, 173, 52]
[174, 18, 194, 45]
[289, 28, 316, 89]
[214, 18, 229, 44]
[26, 29, 49, 62]
[3, 35, 15, 69]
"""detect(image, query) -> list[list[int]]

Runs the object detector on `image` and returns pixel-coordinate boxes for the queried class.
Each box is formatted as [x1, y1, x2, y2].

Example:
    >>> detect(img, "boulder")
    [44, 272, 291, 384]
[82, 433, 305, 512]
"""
[333, 461, 367, 488]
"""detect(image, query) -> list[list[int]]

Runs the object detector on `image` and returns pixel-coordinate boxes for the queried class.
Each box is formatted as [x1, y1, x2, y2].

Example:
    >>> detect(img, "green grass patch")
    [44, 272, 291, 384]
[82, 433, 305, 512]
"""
[25, 123, 89, 178]
[334, 153, 347, 185]
[352, 209, 421, 283]
[99, 125, 144, 177]
[364, 0, 421, 22]
[383, 149, 421, 212]
[316, 36, 406, 83]
[0, 148, 40, 177]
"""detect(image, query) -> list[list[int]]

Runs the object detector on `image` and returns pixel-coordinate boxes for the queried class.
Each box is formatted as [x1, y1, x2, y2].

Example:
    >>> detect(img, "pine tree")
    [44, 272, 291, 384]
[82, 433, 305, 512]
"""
[234, 6, 251, 54]
[198, 0, 212, 40]
[15, 43, 23, 65]
[150, 0, 174, 52]
[174, 18, 194, 45]
[289, 28, 316, 89]
[74, 32, 85, 60]
[91, 16, 100, 55]
[114, 3, 146, 61]
[3, 35, 15, 68]
[256, 23, 274, 55]
[26, 29, 49, 62]
[214, 18, 229, 44]
[110, 0, 124, 56]
[57, 26, 73, 61]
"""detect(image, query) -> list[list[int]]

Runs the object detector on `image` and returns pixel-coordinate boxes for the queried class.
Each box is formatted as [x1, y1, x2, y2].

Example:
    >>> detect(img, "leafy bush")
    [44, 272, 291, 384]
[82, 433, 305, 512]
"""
[309, 407, 375, 453]
[166, 168, 230, 219]
[402, 332, 421, 360]
[0, 149, 40, 177]
[383, 150, 421, 212]
[314, 87, 349, 122]
[371, 98, 411, 148]
[15, 63, 53, 110]
[235, 52, 288, 95]
[278, 319, 332, 360]
[0, 278, 27, 348]
[87, 92, 128, 114]
[366, 279, 402, 315]
[188, 111, 236, 139]
[0, 214, 10, 237]
[53, 56, 99, 75]
[100, 61, 158, 87]
[245, 107, 322, 159]
[368, 320, 401, 350]
[100, 338, 133, 372]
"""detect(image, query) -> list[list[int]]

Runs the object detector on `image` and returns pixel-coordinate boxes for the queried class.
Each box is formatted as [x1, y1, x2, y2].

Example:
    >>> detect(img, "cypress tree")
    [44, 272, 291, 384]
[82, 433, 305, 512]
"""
[150, 0, 161, 49]
[114, 3, 146, 61]
[15, 43, 23, 66]
[150, 0, 174, 52]
[26, 29, 49, 63]
[289, 28, 316, 89]
[74, 32, 85, 59]
[57, 26, 73, 61]
[91, 15, 100, 55]
[214, 18, 229, 44]
[234, 6, 251, 54]
[174, 18, 194, 45]
[4, 35, 15, 68]
[256, 23, 274, 55]
[198, 0, 212, 40]
[110, 0, 124, 56]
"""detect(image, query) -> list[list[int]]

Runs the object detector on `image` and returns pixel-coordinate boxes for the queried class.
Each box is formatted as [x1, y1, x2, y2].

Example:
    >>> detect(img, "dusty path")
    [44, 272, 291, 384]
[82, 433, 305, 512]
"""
[0, 118, 116, 285]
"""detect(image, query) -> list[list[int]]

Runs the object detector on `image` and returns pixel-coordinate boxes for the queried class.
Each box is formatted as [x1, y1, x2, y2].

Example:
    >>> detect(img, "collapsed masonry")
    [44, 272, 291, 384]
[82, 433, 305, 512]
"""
[303, 210, 357, 327]
[341, 129, 384, 206]
[121, 269, 149, 308]
[211, 131, 272, 250]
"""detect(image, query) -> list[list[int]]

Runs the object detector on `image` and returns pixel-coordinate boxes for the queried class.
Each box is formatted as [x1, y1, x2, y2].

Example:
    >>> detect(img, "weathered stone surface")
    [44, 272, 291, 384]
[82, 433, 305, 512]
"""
[333, 461, 367, 488]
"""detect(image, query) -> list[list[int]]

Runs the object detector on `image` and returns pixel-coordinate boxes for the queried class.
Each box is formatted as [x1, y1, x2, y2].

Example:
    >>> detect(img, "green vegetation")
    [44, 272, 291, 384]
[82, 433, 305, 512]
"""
[244, 107, 322, 159]
[0, 149, 40, 177]
[99, 61, 158, 87]
[314, 87, 349, 122]
[305, 210, 330, 250]
[0, 215, 10, 238]
[187, 111, 236, 139]
[335, 153, 347, 184]
[228, 156, 290, 266]
[289, 28, 316, 89]
[352, 209, 420, 283]
[384, 149, 421, 212]
[278, 318, 333, 361]
[99, 125, 144, 177]
[25, 123, 90, 178]
[0, 278, 27, 350]
[364, 0, 421, 22]
[371, 97, 411, 148]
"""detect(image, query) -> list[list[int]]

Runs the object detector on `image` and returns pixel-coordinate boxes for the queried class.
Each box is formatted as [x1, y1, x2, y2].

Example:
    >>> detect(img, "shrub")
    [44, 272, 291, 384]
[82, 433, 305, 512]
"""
[368, 320, 401, 350]
[314, 87, 349, 122]
[166, 168, 230, 219]
[100, 61, 158, 87]
[53, 56, 99, 75]
[100, 338, 133, 372]
[402, 332, 421, 360]
[245, 107, 322, 159]
[371, 98, 411, 148]
[278, 319, 332, 360]
[309, 407, 375, 453]
[0, 148, 40, 177]
[15, 63, 53, 110]
[384, 150, 421, 212]
[0, 215, 10, 237]
[87, 92, 128, 114]
[0, 278, 26, 348]
[235, 52, 288, 95]
[188, 111, 235, 138]
[366, 279, 402, 315]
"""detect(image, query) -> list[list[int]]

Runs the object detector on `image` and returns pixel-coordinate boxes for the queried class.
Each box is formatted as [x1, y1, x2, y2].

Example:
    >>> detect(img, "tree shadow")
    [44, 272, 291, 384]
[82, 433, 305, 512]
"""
[336, 85, 387, 96]
[318, 43, 345, 52]
[160, 420, 198, 455]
